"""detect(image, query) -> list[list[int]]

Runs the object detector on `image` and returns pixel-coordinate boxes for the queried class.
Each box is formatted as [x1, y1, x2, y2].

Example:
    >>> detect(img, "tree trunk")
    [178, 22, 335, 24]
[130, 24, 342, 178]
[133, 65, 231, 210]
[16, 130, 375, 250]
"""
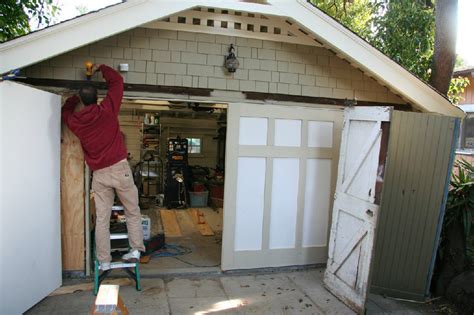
[429, 0, 458, 95]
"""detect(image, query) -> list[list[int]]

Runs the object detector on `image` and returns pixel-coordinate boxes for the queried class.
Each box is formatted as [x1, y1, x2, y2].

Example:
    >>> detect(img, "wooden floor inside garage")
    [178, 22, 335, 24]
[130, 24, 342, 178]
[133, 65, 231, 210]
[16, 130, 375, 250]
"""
[139, 206, 223, 275]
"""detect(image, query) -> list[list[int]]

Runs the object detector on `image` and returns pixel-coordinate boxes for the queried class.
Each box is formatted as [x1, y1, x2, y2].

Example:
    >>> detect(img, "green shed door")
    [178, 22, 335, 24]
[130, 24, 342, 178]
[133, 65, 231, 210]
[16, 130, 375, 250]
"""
[370, 111, 459, 301]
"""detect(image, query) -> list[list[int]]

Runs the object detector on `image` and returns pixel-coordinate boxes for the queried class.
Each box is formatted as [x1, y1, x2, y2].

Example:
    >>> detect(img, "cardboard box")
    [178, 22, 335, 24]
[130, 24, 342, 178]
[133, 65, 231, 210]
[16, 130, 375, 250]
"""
[113, 213, 151, 240]
[141, 215, 151, 240]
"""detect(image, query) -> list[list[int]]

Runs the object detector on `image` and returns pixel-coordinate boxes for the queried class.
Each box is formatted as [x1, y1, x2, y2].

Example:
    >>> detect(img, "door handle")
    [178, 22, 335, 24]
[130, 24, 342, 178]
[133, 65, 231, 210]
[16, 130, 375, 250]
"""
[366, 209, 374, 217]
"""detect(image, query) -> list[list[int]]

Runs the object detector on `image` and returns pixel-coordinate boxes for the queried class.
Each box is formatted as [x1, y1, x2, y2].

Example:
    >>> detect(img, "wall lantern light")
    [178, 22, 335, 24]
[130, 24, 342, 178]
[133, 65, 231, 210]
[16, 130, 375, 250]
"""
[224, 44, 239, 73]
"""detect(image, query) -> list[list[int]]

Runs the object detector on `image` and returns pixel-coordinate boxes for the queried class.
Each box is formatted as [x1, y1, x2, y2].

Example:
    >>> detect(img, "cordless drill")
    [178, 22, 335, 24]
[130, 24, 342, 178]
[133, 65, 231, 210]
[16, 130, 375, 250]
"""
[85, 61, 94, 80]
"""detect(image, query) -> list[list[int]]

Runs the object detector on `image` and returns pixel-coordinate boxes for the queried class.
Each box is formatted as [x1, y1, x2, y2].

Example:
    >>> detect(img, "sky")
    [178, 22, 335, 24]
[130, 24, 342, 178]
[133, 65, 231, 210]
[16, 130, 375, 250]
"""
[48, 0, 474, 66]
[456, 0, 473, 66]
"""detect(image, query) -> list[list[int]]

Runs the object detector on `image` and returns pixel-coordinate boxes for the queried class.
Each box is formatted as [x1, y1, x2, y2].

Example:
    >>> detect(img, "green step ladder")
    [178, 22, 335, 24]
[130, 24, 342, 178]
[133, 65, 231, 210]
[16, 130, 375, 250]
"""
[93, 228, 141, 295]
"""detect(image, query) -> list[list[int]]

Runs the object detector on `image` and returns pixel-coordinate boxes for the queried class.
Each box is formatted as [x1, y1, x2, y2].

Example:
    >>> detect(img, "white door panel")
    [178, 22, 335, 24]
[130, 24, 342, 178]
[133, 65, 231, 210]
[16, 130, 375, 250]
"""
[239, 117, 268, 145]
[222, 103, 343, 270]
[324, 106, 391, 313]
[234, 157, 266, 251]
[302, 158, 332, 247]
[274, 119, 302, 147]
[269, 158, 299, 249]
[308, 121, 333, 148]
[0, 82, 62, 315]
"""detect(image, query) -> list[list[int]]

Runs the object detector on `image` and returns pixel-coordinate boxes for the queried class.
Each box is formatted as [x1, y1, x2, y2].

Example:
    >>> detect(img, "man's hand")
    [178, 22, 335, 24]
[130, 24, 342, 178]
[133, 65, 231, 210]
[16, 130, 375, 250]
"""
[92, 64, 103, 74]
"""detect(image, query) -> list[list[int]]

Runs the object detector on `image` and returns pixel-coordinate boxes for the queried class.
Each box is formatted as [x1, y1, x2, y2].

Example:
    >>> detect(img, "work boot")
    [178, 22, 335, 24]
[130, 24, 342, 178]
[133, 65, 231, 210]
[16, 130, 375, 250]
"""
[122, 249, 140, 262]
[100, 262, 111, 271]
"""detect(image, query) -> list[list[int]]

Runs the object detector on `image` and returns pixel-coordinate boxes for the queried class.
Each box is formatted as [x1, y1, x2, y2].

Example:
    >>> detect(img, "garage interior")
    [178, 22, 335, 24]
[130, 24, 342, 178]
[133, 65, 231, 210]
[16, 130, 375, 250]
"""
[91, 98, 228, 274]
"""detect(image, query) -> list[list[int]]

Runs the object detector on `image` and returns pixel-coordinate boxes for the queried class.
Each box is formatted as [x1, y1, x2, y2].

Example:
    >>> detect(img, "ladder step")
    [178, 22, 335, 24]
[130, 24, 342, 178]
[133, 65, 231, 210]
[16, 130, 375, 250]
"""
[100, 262, 137, 270]
[110, 262, 137, 269]
[110, 233, 128, 240]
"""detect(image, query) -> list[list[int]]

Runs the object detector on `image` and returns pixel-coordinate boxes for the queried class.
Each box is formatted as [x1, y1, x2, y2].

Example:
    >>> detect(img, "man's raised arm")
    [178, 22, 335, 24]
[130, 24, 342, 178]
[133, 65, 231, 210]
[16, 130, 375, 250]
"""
[98, 64, 124, 115]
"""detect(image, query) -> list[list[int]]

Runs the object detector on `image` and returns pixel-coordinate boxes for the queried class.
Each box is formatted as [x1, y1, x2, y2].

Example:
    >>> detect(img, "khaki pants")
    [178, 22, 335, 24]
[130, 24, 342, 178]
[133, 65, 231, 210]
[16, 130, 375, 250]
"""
[92, 159, 145, 263]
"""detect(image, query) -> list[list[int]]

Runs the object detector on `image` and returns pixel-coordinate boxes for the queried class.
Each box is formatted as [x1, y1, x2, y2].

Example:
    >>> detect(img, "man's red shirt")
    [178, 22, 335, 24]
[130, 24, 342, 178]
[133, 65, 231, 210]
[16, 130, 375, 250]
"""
[61, 65, 127, 171]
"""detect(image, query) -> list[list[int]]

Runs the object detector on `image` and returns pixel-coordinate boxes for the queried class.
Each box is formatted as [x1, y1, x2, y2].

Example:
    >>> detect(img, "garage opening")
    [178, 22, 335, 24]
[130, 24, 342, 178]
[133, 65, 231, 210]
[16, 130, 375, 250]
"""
[90, 98, 227, 274]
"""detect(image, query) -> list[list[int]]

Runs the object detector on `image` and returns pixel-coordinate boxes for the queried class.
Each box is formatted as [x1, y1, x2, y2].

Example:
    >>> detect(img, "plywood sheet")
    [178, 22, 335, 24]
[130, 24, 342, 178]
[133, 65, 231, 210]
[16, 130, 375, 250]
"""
[187, 209, 214, 236]
[60, 124, 85, 271]
[199, 208, 224, 232]
[160, 210, 182, 237]
[175, 210, 196, 235]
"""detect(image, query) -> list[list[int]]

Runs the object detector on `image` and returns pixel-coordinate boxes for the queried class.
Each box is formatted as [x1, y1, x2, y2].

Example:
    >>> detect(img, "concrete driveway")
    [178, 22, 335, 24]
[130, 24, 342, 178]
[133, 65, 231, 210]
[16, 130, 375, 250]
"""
[26, 268, 436, 314]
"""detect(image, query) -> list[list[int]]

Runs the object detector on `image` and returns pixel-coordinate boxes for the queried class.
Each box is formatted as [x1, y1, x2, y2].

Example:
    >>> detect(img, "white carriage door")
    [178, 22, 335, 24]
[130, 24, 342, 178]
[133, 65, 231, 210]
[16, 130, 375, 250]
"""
[324, 107, 391, 313]
[0, 82, 62, 315]
[222, 103, 343, 270]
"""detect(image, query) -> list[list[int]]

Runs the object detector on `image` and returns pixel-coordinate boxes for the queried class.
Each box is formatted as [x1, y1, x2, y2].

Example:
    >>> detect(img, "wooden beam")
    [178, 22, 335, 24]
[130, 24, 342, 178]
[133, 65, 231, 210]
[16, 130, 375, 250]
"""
[16, 77, 410, 110]
[14, 78, 213, 97]
[244, 91, 412, 110]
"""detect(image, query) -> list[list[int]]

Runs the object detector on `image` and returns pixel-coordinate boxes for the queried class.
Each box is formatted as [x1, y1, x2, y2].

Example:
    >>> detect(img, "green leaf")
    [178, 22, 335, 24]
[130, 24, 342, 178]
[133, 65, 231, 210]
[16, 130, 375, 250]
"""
[1, 0, 61, 42]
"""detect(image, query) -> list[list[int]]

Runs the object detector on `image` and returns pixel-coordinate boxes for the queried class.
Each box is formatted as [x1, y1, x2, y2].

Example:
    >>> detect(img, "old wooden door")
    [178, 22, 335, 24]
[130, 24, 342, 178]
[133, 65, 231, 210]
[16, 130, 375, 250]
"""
[222, 103, 343, 270]
[324, 106, 391, 313]
[0, 82, 62, 315]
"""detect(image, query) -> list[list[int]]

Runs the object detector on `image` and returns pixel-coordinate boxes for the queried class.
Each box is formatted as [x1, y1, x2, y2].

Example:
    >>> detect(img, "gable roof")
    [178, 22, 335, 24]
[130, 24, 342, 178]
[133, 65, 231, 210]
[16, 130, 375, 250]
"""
[0, 0, 463, 117]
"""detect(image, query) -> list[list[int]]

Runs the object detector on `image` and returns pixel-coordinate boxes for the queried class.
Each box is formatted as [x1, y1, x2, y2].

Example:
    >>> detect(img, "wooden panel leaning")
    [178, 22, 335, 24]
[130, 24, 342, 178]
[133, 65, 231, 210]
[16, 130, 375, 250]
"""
[61, 118, 85, 271]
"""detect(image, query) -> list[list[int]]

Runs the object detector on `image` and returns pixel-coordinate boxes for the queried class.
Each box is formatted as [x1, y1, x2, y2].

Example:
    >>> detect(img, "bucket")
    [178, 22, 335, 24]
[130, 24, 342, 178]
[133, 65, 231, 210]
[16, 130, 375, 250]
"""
[189, 190, 209, 207]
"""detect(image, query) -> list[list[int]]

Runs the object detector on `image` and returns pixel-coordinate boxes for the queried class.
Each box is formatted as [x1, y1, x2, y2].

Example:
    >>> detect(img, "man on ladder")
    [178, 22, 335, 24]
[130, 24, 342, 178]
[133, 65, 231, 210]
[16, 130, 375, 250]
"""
[61, 64, 145, 271]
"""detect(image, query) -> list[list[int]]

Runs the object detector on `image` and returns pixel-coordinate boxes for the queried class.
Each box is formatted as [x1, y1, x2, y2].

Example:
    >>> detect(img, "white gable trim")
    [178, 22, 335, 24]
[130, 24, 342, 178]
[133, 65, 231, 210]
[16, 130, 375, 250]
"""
[272, 0, 461, 117]
[143, 7, 323, 47]
[0, 0, 463, 117]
